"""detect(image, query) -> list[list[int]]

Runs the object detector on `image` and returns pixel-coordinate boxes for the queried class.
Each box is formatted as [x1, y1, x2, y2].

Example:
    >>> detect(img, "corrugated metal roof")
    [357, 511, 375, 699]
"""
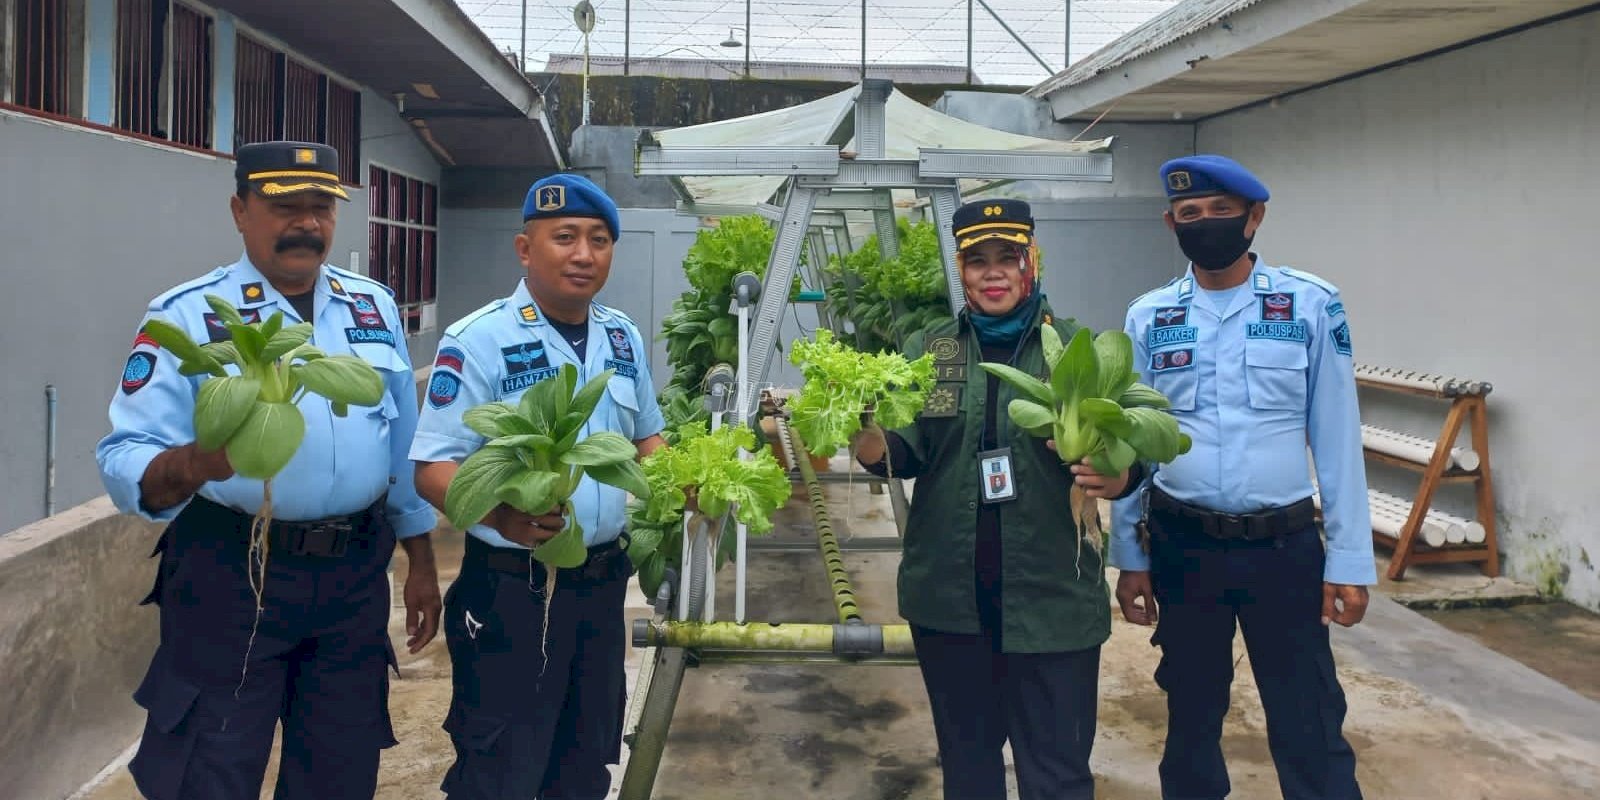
[1027, 0, 1264, 97]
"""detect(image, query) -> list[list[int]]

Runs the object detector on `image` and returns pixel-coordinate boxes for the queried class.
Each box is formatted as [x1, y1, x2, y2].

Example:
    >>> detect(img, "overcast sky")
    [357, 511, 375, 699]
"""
[453, 0, 1178, 86]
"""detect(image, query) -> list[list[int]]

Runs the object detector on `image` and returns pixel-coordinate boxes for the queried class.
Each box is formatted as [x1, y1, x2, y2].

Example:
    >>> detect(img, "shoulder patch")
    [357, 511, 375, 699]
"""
[326, 265, 396, 298]
[443, 299, 509, 338]
[148, 267, 230, 311]
[1278, 267, 1338, 296]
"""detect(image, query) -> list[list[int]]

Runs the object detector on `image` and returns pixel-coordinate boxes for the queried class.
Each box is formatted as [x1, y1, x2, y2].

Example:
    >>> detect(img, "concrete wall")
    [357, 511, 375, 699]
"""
[0, 498, 163, 800]
[1194, 11, 1600, 606]
[0, 91, 441, 535]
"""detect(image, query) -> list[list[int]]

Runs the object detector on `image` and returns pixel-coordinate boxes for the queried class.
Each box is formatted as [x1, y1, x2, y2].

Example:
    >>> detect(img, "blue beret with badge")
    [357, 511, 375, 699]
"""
[1160, 154, 1270, 203]
[235, 141, 349, 201]
[522, 173, 621, 241]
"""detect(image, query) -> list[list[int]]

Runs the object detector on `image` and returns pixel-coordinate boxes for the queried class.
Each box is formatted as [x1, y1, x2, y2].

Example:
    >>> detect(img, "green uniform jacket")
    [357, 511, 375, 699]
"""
[892, 302, 1111, 653]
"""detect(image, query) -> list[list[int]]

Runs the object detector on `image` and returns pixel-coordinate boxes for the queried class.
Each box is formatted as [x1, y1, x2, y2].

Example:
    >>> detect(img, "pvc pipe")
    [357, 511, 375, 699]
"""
[45, 385, 57, 517]
[1362, 425, 1479, 472]
[735, 299, 749, 624]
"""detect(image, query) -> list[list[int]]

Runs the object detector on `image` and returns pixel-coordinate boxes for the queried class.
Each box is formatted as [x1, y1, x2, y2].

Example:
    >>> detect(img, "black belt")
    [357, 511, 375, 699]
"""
[187, 494, 385, 557]
[465, 532, 630, 581]
[1149, 485, 1316, 542]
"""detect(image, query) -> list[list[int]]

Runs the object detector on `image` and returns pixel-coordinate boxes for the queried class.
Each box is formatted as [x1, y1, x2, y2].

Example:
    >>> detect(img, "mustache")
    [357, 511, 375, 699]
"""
[276, 234, 326, 254]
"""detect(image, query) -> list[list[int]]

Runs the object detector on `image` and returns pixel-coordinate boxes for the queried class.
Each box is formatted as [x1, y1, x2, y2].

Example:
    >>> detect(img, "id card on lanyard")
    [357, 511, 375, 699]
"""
[978, 447, 1017, 504]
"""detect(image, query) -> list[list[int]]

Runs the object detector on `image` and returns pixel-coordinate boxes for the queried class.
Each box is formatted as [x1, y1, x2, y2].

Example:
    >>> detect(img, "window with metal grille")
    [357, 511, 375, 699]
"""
[114, 0, 163, 137]
[112, 0, 211, 147]
[368, 164, 439, 333]
[326, 81, 359, 184]
[231, 36, 357, 180]
[167, 3, 211, 148]
[9, 0, 84, 117]
[233, 33, 276, 147]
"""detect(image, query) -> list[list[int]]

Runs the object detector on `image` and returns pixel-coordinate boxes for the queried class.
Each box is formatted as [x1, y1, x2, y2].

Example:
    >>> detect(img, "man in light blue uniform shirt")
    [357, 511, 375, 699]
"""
[95, 141, 441, 800]
[411, 173, 665, 799]
[1111, 155, 1374, 800]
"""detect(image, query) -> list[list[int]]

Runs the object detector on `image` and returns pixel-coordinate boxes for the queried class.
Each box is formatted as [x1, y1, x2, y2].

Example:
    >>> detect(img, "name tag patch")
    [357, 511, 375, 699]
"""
[605, 359, 638, 379]
[346, 327, 396, 346]
[1151, 348, 1194, 372]
[502, 341, 559, 394]
[1149, 325, 1198, 349]
[1245, 321, 1308, 343]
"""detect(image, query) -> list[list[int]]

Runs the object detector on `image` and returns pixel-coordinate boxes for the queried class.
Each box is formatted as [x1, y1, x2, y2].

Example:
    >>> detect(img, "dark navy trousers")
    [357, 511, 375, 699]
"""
[130, 499, 398, 800]
[1148, 514, 1363, 800]
[438, 536, 632, 800]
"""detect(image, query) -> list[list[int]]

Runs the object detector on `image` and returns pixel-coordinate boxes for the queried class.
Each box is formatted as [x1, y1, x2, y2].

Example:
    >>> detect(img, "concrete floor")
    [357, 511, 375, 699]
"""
[76, 474, 1600, 800]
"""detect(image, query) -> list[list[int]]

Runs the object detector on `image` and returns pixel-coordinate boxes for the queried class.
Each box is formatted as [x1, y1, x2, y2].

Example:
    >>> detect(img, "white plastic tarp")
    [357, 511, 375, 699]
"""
[652, 87, 1114, 209]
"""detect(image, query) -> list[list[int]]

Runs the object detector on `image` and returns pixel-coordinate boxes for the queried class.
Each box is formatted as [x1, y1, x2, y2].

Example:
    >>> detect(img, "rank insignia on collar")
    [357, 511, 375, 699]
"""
[241, 282, 266, 303]
[519, 304, 539, 324]
[328, 277, 347, 296]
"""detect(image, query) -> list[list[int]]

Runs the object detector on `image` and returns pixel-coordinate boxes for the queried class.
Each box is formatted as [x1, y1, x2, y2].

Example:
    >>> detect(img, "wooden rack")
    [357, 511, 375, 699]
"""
[1353, 365, 1498, 580]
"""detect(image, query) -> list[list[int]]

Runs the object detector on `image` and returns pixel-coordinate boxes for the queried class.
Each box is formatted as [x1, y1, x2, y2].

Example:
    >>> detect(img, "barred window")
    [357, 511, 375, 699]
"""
[369, 165, 439, 333]
[234, 35, 358, 181]
[9, 0, 85, 117]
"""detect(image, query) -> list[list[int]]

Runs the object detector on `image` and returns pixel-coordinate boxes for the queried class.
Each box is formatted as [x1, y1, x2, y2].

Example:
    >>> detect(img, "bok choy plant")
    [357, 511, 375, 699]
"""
[980, 326, 1192, 569]
[141, 293, 385, 686]
[442, 363, 652, 662]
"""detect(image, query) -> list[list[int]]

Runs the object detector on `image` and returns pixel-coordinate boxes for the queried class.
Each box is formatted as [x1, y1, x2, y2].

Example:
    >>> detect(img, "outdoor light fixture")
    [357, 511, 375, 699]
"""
[721, 27, 743, 48]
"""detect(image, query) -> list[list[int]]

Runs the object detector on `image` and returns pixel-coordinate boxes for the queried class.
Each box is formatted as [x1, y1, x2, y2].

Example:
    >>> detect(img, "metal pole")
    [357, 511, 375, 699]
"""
[744, 0, 751, 77]
[976, 0, 1056, 75]
[44, 384, 57, 517]
[859, 0, 866, 80]
[520, 0, 527, 73]
[966, 0, 973, 85]
[624, 0, 631, 75]
[582, 33, 591, 126]
[1064, 0, 1071, 69]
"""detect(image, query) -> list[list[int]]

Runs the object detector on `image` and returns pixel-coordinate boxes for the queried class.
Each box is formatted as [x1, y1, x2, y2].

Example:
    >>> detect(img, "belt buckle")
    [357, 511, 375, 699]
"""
[1216, 511, 1246, 540]
[295, 521, 352, 557]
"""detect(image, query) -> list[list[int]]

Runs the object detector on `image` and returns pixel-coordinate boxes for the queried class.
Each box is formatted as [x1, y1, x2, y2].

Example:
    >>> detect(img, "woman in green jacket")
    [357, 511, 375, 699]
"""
[853, 198, 1140, 800]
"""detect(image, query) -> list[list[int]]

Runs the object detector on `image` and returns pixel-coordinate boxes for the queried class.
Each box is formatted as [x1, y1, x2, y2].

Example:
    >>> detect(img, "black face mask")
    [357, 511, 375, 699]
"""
[1174, 215, 1253, 271]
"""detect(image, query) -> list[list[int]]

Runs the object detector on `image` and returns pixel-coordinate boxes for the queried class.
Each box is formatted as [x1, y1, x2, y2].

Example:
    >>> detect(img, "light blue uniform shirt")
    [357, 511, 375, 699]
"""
[409, 279, 666, 549]
[1111, 260, 1376, 585]
[95, 256, 437, 538]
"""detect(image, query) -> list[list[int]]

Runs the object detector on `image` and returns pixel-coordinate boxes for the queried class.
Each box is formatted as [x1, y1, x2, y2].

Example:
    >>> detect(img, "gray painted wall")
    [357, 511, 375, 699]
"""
[1194, 11, 1600, 607]
[0, 90, 442, 536]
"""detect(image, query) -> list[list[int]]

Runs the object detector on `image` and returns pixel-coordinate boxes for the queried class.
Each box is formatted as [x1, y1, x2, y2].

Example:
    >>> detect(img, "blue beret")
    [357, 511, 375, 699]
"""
[1159, 155, 1270, 203]
[522, 174, 620, 241]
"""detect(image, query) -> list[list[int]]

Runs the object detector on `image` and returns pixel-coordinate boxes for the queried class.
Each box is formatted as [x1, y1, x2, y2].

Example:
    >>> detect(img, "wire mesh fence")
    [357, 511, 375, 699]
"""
[457, 0, 1177, 86]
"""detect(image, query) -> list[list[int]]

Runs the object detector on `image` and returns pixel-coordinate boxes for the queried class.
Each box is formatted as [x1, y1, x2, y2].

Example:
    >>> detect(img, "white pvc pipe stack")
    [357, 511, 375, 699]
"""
[1352, 364, 1492, 397]
[1361, 425, 1481, 472]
